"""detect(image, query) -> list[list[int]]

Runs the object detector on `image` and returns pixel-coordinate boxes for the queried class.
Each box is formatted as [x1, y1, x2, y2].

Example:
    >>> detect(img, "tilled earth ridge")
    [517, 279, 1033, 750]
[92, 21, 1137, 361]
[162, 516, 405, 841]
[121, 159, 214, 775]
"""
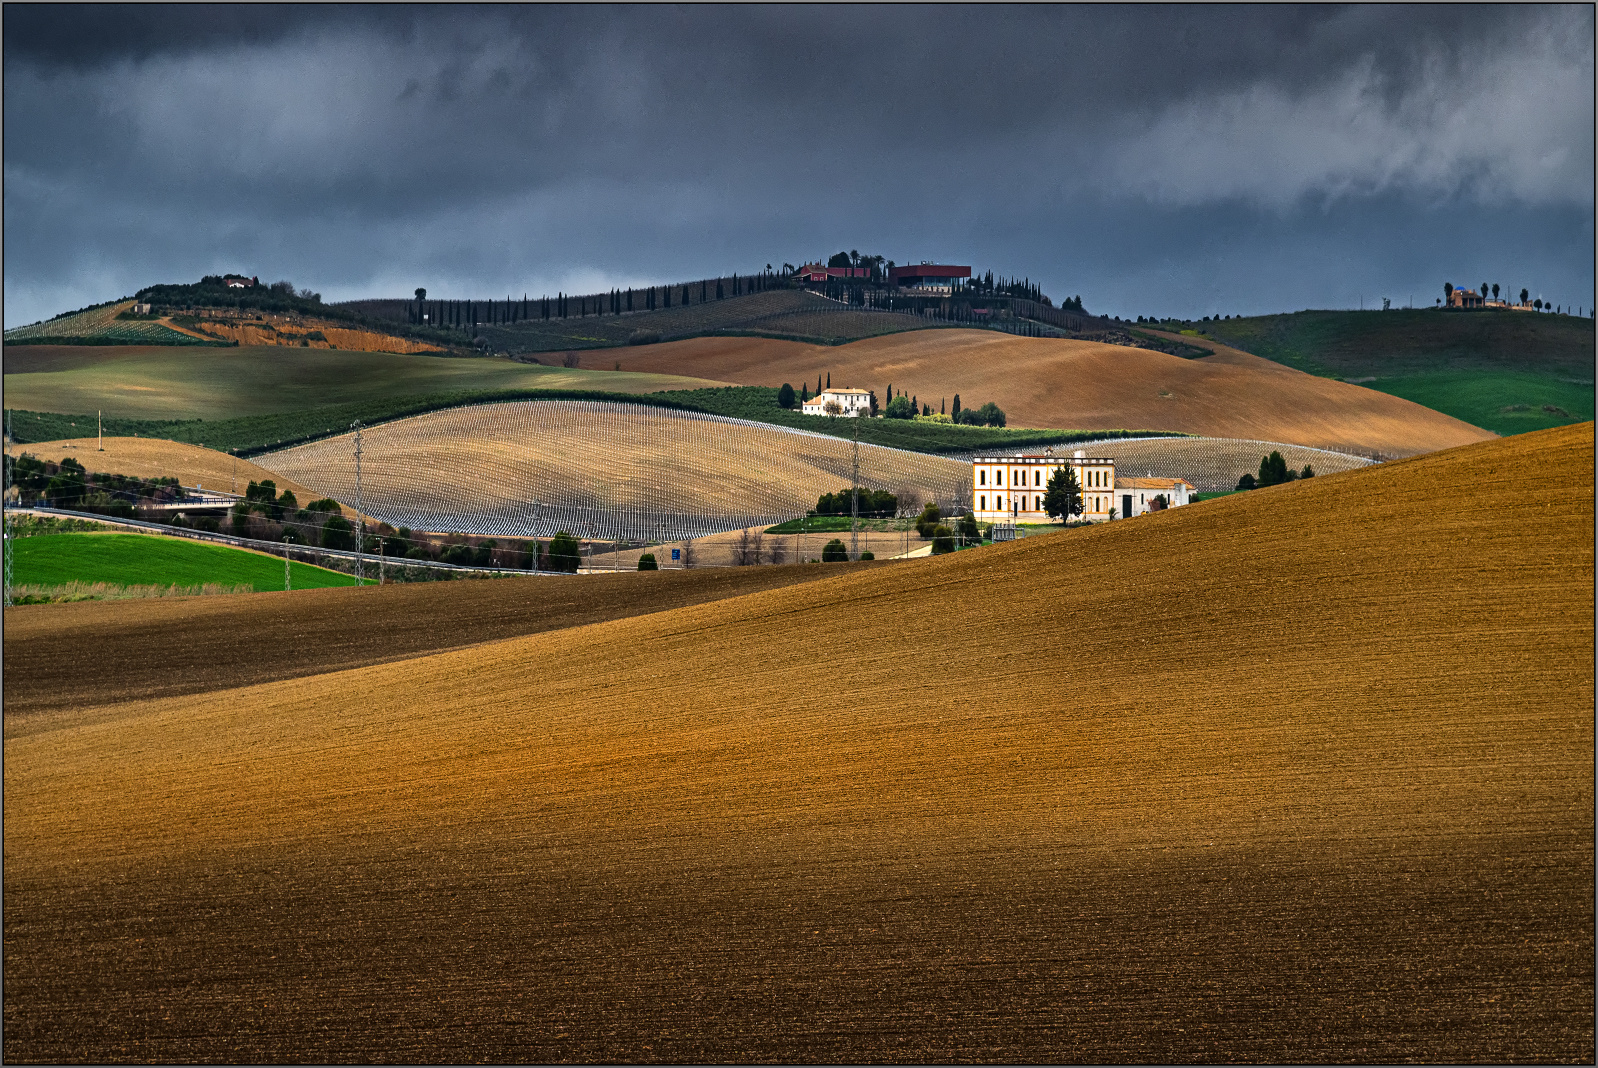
[3, 423, 1591, 1063]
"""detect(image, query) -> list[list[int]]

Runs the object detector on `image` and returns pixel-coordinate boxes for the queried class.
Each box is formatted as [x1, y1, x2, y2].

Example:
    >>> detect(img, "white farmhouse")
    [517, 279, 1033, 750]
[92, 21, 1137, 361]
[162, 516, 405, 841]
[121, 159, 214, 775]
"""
[802, 387, 871, 418]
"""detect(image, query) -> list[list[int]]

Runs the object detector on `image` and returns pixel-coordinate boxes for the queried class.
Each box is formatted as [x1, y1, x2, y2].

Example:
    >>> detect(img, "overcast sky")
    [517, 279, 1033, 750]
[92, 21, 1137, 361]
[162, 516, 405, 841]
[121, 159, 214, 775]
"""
[5, 4, 1593, 326]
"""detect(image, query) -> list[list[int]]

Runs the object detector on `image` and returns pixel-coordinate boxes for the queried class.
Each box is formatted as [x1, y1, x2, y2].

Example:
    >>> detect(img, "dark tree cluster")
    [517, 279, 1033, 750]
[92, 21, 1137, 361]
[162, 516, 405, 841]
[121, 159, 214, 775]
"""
[1236, 451, 1314, 490]
[815, 488, 898, 517]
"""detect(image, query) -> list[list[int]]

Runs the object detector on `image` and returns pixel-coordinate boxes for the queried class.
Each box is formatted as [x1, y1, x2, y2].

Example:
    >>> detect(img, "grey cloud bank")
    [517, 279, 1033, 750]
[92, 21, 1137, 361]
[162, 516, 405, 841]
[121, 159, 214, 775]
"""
[4, 4, 1592, 327]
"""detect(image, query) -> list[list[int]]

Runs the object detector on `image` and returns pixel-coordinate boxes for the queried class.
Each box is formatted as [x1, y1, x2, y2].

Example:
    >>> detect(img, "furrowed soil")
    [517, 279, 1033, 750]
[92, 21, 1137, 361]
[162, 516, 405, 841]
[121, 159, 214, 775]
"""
[2, 563, 875, 730]
[4, 424, 1591, 1063]
[8, 436, 324, 502]
[621, 329, 1494, 455]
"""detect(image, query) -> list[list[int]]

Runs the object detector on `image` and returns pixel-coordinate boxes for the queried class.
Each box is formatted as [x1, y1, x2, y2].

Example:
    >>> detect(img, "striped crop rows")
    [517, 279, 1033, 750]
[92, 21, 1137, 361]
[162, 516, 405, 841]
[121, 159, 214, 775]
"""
[258, 400, 973, 542]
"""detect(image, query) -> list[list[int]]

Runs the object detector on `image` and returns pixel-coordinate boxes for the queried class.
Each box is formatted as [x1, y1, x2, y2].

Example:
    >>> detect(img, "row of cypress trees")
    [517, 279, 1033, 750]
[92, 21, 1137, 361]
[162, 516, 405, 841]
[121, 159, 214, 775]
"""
[405, 271, 782, 331]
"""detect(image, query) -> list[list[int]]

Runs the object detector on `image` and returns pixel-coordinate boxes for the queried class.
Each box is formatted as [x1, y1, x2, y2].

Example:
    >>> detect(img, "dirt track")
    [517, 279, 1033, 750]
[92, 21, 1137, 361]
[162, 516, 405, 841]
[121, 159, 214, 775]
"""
[617, 329, 1494, 455]
[4, 423, 1591, 1062]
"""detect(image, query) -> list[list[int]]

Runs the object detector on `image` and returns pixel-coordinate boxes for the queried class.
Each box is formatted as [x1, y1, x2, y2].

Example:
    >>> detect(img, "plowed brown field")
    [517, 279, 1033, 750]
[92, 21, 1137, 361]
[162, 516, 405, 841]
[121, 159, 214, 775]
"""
[1, 562, 874, 729]
[4, 424, 1591, 1063]
[8, 436, 325, 503]
[620, 329, 1494, 455]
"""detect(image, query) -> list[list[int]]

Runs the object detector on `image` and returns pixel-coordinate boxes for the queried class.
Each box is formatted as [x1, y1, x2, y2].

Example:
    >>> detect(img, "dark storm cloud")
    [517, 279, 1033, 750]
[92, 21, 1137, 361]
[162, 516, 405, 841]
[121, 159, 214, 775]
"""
[4, 5, 1592, 326]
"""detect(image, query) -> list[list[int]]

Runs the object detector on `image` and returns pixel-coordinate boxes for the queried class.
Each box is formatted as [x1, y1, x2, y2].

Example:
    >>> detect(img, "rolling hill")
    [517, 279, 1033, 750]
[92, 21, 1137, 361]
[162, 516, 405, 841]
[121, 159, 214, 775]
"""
[8, 436, 326, 502]
[4, 422, 1590, 1062]
[1187, 308, 1596, 435]
[256, 399, 977, 540]
[1, 344, 727, 421]
[618, 329, 1495, 455]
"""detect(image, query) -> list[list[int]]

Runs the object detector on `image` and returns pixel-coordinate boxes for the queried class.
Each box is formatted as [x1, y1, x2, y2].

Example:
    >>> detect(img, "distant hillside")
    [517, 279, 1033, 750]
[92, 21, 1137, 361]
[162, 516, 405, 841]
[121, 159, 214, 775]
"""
[3, 300, 225, 347]
[6, 281, 463, 355]
[1190, 308, 1595, 435]
[342, 288, 944, 353]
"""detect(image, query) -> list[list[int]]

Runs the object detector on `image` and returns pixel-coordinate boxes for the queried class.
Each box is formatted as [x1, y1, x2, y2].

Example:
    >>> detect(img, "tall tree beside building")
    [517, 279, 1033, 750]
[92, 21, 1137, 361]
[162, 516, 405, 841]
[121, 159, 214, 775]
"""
[1492, 283, 1500, 299]
[1443, 282, 1453, 302]
[951, 394, 962, 420]
[1043, 467, 1083, 522]
[1521, 288, 1529, 304]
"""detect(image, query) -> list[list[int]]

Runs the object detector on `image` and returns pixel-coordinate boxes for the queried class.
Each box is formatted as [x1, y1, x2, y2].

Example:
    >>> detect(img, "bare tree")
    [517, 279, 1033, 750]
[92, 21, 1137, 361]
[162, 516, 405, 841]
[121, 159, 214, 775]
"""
[732, 528, 765, 566]
[562, 351, 581, 368]
[678, 539, 696, 569]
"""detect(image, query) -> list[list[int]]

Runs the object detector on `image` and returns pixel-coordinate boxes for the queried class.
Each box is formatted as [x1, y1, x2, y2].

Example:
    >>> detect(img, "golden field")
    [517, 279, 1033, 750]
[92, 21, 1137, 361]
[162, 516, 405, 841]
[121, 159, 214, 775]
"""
[622, 329, 1495, 455]
[8, 436, 325, 503]
[3, 423, 1591, 1062]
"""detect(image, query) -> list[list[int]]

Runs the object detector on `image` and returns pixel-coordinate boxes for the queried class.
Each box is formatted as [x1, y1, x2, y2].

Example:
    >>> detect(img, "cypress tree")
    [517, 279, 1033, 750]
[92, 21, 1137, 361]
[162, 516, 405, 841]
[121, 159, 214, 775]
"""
[716, 279, 724, 300]
[627, 288, 634, 311]
[826, 372, 831, 388]
[664, 286, 671, 308]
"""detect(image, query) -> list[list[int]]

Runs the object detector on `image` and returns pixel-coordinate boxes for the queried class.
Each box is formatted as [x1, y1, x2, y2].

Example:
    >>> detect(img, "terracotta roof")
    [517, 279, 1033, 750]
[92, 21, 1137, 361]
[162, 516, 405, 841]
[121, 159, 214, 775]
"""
[1114, 476, 1192, 490]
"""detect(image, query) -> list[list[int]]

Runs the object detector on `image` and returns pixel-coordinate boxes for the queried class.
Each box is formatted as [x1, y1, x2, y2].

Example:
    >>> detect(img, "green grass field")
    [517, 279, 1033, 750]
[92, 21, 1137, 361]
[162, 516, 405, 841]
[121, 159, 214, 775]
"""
[1186, 309, 1595, 435]
[1198, 308, 1595, 379]
[2, 345, 725, 421]
[9, 532, 359, 592]
[1363, 370, 1594, 436]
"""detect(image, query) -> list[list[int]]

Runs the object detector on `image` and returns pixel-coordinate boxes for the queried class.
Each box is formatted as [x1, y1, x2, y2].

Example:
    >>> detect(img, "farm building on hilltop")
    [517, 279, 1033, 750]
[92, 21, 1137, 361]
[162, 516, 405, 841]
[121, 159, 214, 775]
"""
[1447, 287, 1484, 309]
[972, 451, 1193, 523]
[797, 263, 871, 282]
[889, 263, 971, 293]
[802, 387, 872, 418]
[222, 275, 258, 288]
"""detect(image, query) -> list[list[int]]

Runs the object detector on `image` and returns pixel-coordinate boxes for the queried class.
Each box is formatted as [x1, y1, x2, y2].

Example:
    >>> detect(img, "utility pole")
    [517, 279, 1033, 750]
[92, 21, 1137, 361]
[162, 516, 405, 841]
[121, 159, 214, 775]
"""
[377, 537, 385, 585]
[850, 412, 860, 560]
[351, 420, 364, 585]
[3, 409, 13, 607]
[283, 534, 291, 592]
[98, 410, 104, 452]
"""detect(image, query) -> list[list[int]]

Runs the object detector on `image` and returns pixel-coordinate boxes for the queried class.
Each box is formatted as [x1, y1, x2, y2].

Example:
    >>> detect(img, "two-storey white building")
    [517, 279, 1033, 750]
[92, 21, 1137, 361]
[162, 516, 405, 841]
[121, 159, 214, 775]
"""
[971, 451, 1197, 523]
[972, 450, 1118, 523]
[801, 387, 872, 417]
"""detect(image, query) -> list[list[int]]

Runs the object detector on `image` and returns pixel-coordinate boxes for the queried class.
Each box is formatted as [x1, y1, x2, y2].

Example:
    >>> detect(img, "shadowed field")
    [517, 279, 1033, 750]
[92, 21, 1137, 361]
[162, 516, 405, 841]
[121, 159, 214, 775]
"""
[3, 345, 727, 420]
[621, 329, 1494, 455]
[3, 423, 1591, 1063]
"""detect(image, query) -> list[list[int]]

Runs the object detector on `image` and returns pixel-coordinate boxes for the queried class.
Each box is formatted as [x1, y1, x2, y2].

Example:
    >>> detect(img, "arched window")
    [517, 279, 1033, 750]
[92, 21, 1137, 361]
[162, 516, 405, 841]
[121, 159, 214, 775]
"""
[979, 470, 986, 486]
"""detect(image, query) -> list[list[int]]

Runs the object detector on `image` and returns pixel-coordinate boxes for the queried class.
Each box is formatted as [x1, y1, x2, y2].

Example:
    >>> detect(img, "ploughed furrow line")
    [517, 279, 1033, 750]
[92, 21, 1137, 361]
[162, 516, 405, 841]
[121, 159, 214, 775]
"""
[4, 423, 1591, 1063]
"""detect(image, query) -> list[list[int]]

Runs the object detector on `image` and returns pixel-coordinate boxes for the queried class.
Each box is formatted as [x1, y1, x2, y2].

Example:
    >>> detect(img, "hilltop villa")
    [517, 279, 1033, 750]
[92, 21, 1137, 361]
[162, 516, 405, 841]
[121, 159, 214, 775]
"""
[802, 387, 872, 418]
[971, 450, 1193, 523]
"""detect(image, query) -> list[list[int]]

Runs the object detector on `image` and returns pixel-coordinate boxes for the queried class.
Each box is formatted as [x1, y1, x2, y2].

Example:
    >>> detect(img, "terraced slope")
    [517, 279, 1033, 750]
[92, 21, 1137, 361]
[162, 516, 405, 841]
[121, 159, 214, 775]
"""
[4, 423, 1591, 1062]
[623, 329, 1495, 455]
